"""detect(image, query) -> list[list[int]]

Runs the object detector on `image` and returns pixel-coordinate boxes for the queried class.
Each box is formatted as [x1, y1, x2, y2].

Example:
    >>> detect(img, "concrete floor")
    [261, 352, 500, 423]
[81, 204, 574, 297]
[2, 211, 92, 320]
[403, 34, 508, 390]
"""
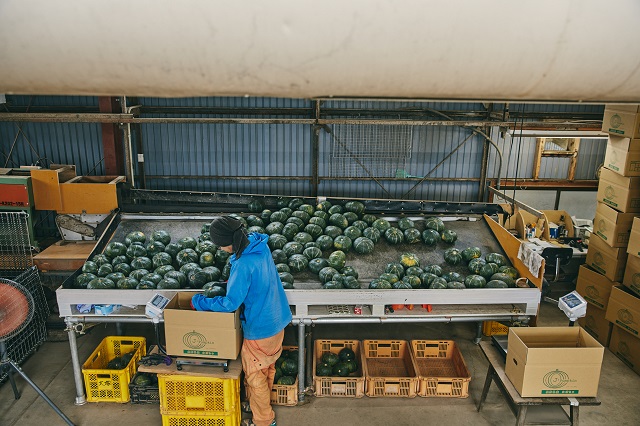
[2, 299, 640, 426]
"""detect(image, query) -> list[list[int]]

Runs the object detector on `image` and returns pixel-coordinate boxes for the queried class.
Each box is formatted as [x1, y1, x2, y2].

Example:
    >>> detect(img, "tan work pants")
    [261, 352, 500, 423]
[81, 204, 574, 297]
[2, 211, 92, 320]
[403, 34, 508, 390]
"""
[241, 330, 285, 426]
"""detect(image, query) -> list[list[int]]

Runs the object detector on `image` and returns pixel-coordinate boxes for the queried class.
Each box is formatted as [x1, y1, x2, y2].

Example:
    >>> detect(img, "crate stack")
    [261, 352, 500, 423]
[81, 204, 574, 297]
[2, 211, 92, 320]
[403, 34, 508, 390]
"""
[157, 373, 241, 426]
[575, 105, 640, 373]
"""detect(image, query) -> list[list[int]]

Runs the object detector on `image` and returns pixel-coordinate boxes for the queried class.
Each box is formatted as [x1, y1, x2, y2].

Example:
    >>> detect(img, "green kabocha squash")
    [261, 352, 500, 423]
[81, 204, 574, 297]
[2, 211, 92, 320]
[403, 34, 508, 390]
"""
[288, 254, 309, 273]
[464, 274, 486, 288]
[402, 275, 421, 289]
[152, 252, 173, 269]
[266, 221, 285, 236]
[468, 258, 487, 274]
[308, 258, 329, 274]
[361, 214, 377, 225]
[490, 273, 515, 287]
[328, 250, 347, 270]
[323, 225, 343, 239]
[344, 201, 366, 215]
[419, 273, 438, 288]
[393, 280, 413, 290]
[87, 277, 116, 289]
[157, 277, 180, 289]
[384, 227, 404, 245]
[248, 199, 264, 213]
[498, 265, 519, 279]
[319, 267, 339, 283]
[313, 210, 329, 221]
[97, 263, 113, 277]
[276, 263, 291, 273]
[283, 241, 304, 257]
[343, 226, 362, 240]
[443, 248, 463, 266]
[82, 261, 99, 275]
[246, 215, 264, 228]
[164, 243, 182, 258]
[385, 262, 405, 278]
[328, 213, 349, 229]
[112, 261, 129, 275]
[288, 198, 305, 210]
[397, 217, 415, 231]
[272, 249, 288, 265]
[333, 235, 353, 252]
[176, 249, 199, 267]
[279, 272, 294, 285]
[291, 210, 310, 224]
[308, 216, 326, 229]
[423, 264, 443, 276]
[404, 228, 422, 244]
[304, 223, 324, 239]
[442, 271, 464, 283]
[317, 200, 332, 212]
[428, 277, 448, 289]
[125, 231, 146, 246]
[446, 281, 466, 289]
[145, 241, 166, 257]
[441, 229, 458, 244]
[363, 227, 381, 243]
[421, 229, 440, 246]
[486, 279, 508, 288]
[150, 230, 171, 246]
[353, 237, 375, 254]
[323, 280, 344, 289]
[328, 204, 344, 215]
[461, 246, 482, 263]
[91, 254, 111, 267]
[268, 234, 288, 251]
[293, 232, 313, 245]
[369, 279, 392, 289]
[75, 273, 97, 289]
[342, 275, 360, 289]
[316, 235, 334, 251]
[400, 253, 420, 269]
[405, 266, 424, 277]
[105, 241, 127, 258]
[303, 246, 323, 261]
[117, 277, 139, 289]
[372, 218, 391, 233]
[424, 217, 445, 233]
[485, 253, 508, 267]
[379, 273, 400, 284]
[343, 211, 359, 225]
[129, 269, 149, 281]
[352, 220, 368, 232]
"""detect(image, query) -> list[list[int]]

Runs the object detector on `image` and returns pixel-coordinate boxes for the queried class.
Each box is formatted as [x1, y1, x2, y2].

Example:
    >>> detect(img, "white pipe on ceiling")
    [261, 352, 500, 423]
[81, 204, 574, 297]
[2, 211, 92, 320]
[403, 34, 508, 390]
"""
[1, 0, 639, 102]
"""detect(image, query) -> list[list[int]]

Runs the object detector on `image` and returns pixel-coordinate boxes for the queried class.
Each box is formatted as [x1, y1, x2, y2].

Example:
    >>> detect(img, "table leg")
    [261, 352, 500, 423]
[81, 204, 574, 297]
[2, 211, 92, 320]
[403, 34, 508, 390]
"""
[65, 318, 86, 405]
[477, 364, 495, 412]
[474, 321, 483, 344]
[516, 406, 528, 426]
[570, 405, 579, 426]
[297, 321, 305, 403]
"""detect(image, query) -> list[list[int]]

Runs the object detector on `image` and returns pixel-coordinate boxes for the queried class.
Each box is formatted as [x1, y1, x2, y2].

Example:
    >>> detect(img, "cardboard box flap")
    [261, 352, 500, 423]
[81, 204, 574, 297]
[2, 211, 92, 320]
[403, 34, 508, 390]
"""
[608, 136, 640, 152]
[607, 105, 640, 114]
[596, 202, 637, 225]
[600, 167, 640, 187]
[166, 292, 239, 329]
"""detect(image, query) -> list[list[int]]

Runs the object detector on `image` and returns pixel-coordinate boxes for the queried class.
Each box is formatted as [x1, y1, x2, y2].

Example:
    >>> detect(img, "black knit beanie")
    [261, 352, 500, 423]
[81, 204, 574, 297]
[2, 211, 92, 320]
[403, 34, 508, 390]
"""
[209, 216, 249, 259]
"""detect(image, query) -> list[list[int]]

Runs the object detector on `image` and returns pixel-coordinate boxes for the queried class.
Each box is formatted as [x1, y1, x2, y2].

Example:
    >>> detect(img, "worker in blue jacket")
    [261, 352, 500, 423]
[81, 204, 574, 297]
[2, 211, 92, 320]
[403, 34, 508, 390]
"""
[192, 215, 291, 426]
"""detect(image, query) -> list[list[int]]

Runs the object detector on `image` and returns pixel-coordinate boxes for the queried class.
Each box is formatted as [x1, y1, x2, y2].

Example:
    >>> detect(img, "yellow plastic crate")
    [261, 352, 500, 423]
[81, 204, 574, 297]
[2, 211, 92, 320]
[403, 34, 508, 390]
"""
[81, 336, 147, 403]
[312, 340, 365, 398]
[411, 340, 471, 398]
[161, 411, 240, 426]
[271, 345, 300, 406]
[158, 374, 240, 416]
[482, 321, 509, 336]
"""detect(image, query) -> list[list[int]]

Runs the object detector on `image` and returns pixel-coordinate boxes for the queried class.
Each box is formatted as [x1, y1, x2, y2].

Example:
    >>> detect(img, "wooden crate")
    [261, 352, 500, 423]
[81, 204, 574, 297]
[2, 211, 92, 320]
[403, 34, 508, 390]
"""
[312, 339, 365, 398]
[362, 340, 418, 398]
[411, 340, 471, 398]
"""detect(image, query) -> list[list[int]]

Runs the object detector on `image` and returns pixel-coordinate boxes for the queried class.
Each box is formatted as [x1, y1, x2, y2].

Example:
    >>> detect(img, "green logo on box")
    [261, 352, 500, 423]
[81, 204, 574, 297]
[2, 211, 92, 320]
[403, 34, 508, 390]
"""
[183, 350, 219, 356]
[183, 331, 209, 349]
[610, 114, 623, 129]
[542, 390, 579, 395]
[543, 369, 570, 389]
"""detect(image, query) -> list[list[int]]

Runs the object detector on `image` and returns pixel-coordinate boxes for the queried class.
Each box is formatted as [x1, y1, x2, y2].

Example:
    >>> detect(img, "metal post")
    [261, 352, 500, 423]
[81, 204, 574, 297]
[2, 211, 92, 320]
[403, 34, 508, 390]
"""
[474, 321, 483, 345]
[65, 318, 86, 405]
[297, 321, 306, 403]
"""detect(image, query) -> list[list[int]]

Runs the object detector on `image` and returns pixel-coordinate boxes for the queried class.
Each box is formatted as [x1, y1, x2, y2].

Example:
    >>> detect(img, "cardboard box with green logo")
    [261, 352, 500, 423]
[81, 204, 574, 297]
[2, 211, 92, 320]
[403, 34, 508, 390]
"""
[623, 252, 640, 298]
[605, 286, 640, 338]
[585, 233, 628, 281]
[577, 303, 613, 347]
[575, 264, 617, 310]
[163, 292, 243, 360]
[604, 135, 640, 177]
[596, 167, 640, 213]
[505, 327, 604, 397]
[593, 202, 636, 248]
[609, 325, 640, 376]
[626, 217, 640, 259]
[602, 105, 640, 139]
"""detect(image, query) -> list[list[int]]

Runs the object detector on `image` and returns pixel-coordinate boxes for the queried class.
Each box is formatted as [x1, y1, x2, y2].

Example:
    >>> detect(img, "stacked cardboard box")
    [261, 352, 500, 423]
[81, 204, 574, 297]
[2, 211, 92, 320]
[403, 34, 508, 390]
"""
[594, 107, 640, 375]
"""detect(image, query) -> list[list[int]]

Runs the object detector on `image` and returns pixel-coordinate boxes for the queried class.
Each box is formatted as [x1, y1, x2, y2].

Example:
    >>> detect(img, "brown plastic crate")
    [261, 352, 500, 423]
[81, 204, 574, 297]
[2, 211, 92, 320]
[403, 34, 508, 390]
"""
[271, 345, 300, 406]
[362, 340, 418, 398]
[312, 340, 365, 398]
[411, 340, 471, 398]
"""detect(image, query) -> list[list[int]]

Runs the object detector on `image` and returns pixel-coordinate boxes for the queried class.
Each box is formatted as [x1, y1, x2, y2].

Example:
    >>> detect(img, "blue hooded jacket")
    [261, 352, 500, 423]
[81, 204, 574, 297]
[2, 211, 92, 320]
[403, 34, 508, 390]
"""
[191, 233, 292, 340]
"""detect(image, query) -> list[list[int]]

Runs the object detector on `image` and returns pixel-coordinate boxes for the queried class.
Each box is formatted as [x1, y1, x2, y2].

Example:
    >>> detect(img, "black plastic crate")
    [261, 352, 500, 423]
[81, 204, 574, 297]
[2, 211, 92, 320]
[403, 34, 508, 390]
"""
[129, 372, 160, 404]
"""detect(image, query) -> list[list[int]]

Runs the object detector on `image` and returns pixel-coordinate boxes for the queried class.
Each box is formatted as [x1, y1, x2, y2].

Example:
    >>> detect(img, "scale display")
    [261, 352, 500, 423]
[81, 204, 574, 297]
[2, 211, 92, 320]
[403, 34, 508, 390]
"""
[558, 290, 587, 321]
[145, 293, 172, 318]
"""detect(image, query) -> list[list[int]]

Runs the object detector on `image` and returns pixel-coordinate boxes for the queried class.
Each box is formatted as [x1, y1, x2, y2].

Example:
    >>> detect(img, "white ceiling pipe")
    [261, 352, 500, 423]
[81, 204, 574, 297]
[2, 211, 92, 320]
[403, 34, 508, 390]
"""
[1, 0, 639, 102]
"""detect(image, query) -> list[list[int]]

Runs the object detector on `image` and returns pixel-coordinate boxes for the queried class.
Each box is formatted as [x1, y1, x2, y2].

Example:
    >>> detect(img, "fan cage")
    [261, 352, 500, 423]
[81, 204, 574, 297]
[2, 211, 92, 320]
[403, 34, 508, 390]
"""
[0, 267, 49, 383]
[0, 211, 33, 271]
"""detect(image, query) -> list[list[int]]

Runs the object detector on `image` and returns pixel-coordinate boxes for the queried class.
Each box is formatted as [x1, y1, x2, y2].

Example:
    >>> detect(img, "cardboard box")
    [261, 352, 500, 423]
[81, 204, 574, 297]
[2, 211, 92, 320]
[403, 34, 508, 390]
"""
[627, 217, 640, 258]
[623, 253, 640, 298]
[514, 209, 547, 240]
[593, 202, 636, 248]
[542, 210, 574, 240]
[596, 167, 640, 213]
[577, 304, 613, 347]
[163, 292, 242, 360]
[609, 325, 640, 376]
[575, 264, 617, 310]
[585, 233, 628, 281]
[602, 105, 640, 139]
[505, 327, 604, 397]
[605, 286, 640, 338]
[604, 136, 640, 177]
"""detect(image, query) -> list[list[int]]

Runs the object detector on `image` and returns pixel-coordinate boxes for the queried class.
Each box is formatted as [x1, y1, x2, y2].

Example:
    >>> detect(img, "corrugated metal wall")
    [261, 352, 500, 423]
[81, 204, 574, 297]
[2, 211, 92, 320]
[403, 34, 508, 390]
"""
[0, 96, 606, 204]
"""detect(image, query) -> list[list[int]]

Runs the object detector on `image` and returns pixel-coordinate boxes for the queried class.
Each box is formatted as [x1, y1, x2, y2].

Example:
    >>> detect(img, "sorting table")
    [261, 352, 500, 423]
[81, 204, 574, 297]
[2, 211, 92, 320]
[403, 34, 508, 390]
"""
[477, 341, 600, 426]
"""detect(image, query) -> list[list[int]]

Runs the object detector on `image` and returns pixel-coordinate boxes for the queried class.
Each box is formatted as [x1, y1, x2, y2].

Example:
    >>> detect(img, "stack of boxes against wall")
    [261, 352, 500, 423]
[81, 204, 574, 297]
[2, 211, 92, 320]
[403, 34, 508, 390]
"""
[575, 105, 640, 375]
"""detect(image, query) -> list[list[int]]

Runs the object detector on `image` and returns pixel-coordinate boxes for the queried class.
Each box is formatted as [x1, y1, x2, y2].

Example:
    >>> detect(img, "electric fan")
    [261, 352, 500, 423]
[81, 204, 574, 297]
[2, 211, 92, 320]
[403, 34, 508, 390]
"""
[0, 277, 74, 425]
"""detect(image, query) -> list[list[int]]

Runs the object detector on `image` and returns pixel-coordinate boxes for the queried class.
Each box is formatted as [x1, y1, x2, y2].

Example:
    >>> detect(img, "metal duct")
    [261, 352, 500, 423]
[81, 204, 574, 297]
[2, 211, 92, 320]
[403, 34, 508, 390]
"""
[1, 0, 639, 102]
